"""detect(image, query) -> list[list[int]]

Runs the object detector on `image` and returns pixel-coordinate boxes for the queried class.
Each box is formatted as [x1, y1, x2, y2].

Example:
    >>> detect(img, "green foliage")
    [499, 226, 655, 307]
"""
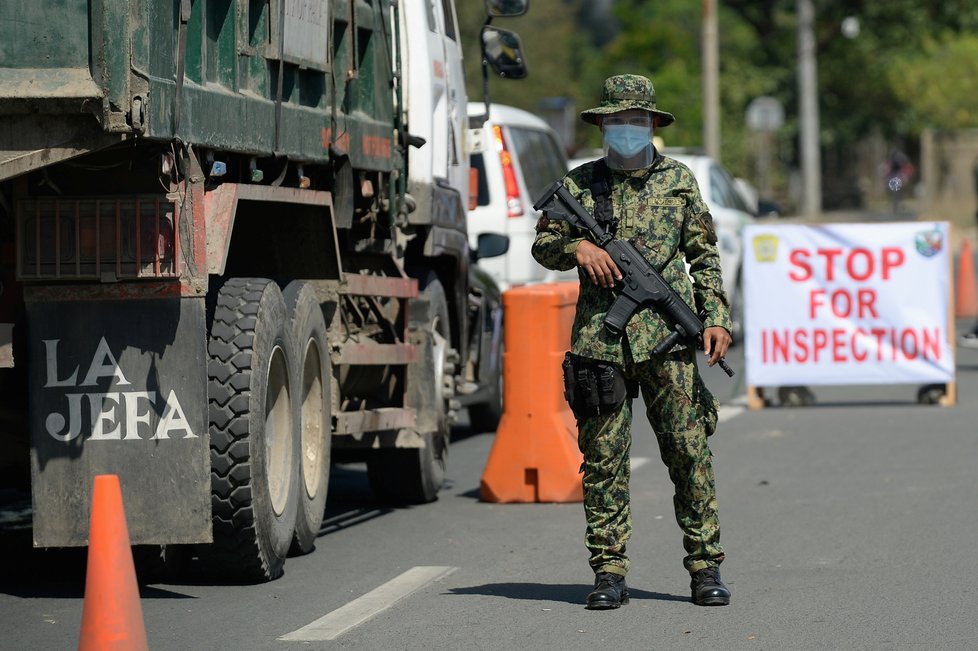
[724, 0, 978, 144]
[595, 1, 780, 178]
[456, 0, 594, 130]
[453, 0, 978, 201]
[888, 33, 978, 132]
[600, 1, 703, 149]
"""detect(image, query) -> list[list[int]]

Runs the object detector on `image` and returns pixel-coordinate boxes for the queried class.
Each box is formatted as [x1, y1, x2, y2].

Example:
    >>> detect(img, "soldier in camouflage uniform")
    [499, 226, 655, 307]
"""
[531, 74, 732, 609]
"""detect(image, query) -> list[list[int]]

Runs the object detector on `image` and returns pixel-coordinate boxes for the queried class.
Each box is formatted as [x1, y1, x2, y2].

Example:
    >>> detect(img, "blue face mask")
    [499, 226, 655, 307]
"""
[603, 124, 651, 158]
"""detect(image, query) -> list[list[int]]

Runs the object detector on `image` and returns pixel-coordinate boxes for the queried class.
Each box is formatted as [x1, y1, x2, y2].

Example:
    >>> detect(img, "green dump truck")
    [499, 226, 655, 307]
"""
[0, 0, 528, 581]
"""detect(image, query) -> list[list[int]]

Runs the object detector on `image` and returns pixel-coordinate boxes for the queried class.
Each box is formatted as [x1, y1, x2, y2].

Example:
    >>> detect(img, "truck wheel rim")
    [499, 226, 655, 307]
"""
[300, 339, 325, 499]
[432, 319, 447, 415]
[265, 345, 294, 516]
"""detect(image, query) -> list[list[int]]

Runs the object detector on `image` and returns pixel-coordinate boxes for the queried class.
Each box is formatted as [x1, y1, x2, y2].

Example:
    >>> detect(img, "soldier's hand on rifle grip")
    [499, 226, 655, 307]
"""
[575, 240, 622, 288]
[703, 326, 732, 368]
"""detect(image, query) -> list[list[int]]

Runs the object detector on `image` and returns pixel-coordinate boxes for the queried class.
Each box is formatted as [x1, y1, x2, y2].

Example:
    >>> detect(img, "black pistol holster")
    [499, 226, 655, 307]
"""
[562, 352, 636, 421]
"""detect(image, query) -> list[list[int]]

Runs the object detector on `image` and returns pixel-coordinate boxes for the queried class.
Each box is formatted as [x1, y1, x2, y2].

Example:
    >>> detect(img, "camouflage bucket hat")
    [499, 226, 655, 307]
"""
[580, 74, 675, 127]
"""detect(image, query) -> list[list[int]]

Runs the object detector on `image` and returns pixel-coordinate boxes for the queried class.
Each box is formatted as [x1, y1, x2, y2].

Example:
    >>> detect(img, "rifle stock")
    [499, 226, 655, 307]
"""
[534, 181, 734, 378]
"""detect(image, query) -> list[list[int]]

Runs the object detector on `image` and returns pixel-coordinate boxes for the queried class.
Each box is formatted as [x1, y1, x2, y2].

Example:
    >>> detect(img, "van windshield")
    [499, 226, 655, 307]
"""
[508, 127, 567, 202]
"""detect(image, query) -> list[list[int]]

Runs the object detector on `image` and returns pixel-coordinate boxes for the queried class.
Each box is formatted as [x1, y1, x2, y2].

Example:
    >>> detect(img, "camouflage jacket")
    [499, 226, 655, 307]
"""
[531, 153, 731, 364]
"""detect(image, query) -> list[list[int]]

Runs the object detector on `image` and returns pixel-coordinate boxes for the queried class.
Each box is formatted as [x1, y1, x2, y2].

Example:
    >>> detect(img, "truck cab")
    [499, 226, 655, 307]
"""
[401, 0, 469, 213]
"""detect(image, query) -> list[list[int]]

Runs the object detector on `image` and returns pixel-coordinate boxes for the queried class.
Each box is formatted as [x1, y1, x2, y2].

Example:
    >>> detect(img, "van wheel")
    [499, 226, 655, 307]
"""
[203, 278, 299, 582]
[468, 381, 502, 432]
[917, 384, 946, 405]
[777, 385, 816, 407]
[468, 345, 503, 432]
[283, 281, 331, 556]
[367, 275, 452, 503]
[729, 274, 744, 346]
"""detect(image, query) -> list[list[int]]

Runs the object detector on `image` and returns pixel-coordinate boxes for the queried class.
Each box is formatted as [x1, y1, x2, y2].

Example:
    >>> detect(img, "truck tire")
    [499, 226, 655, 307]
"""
[204, 278, 300, 582]
[367, 275, 452, 503]
[283, 281, 331, 556]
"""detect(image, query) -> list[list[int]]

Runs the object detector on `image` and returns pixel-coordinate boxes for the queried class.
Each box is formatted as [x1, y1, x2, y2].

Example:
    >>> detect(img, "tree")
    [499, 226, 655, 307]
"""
[595, 1, 776, 176]
[456, 0, 594, 132]
[888, 33, 978, 133]
[456, 0, 978, 207]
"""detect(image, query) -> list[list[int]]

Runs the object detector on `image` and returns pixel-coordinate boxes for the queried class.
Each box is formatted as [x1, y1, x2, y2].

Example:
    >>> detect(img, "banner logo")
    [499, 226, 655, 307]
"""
[752, 234, 779, 263]
[914, 228, 943, 258]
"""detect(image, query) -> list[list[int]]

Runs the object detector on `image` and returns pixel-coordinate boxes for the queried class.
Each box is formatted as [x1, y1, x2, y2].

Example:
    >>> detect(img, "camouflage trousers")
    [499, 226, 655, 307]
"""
[578, 347, 724, 577]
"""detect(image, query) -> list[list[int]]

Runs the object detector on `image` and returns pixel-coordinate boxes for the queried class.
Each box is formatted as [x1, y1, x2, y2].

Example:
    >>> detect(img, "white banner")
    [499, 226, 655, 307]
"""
[743, 222, 954, 386]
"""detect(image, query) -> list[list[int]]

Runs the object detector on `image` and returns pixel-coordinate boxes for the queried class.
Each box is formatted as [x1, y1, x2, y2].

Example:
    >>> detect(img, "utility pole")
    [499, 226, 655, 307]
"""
[798, 0, 822, 217]
[702, 0, 720, 159]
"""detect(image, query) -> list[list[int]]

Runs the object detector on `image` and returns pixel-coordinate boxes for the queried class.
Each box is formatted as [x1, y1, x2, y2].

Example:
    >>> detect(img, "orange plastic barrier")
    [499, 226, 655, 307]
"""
[480, 282, 583, 503]
[955, 238, 978, 318]
[78, 475, 148, 651]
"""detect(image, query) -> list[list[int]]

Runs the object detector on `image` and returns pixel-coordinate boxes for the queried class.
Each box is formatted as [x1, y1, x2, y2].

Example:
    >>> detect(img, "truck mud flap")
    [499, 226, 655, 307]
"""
[27, 297, 210, 547]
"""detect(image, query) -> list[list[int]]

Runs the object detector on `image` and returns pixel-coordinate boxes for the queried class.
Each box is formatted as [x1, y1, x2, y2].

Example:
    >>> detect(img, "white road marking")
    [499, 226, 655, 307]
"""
[718, 404, 745, 422]
[282, 398, 748, 641]
[718, 394, 748, 423]
[279, 565, 458, 642]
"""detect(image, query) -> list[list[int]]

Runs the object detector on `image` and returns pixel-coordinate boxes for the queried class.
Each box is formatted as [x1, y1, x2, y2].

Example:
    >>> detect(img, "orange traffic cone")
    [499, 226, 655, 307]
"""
[78, 475, 148, 651]
[480, 282, 584, 503]
[955, 238, 978, 318]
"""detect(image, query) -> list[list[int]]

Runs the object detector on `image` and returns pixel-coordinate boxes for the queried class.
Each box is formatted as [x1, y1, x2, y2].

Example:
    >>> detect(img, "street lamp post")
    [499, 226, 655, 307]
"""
[746, 96, 785, 200]
[702, 0, 720, 160]
[798, 0, 822, 218]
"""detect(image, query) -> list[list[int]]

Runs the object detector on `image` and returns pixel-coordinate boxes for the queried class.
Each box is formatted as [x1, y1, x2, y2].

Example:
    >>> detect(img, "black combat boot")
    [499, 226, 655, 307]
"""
[585, 572, 629, 610]
[690, 566, 731, 606]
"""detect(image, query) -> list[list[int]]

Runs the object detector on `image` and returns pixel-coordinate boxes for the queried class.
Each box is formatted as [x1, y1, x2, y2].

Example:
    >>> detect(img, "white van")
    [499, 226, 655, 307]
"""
[467, 103, 574, 290]
[400, 0, 468, 216]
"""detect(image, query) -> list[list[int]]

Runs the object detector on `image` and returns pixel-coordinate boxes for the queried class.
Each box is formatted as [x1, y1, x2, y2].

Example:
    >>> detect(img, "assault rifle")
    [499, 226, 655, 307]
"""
[533, 181, 734, 377]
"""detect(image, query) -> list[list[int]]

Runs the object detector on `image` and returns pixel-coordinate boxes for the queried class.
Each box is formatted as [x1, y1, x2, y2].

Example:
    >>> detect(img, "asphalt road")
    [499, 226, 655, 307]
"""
[3, 330, 978, 650]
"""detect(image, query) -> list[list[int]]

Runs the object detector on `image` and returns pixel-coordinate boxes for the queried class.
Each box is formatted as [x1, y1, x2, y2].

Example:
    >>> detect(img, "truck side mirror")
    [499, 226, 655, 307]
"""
[476, 233, 510, 260]
[481, 26, 527, 80]
[485, 0, 529, 18]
